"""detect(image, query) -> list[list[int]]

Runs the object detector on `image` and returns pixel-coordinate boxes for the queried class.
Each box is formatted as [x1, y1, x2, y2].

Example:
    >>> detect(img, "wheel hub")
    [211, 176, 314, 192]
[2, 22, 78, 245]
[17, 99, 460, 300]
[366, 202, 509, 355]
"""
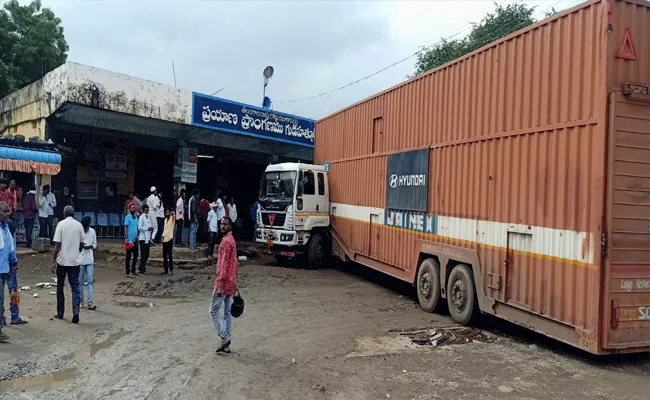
[420, 272, 432, 299]
[451, 279, 466, 310]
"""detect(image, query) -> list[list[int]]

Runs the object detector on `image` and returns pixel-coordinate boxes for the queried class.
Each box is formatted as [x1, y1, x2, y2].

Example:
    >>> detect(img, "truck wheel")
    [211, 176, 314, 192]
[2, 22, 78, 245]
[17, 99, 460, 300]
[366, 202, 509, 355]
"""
[416, 258, 441, 313]
[446, 264, 479, 325]
[308, 233, 329, 269]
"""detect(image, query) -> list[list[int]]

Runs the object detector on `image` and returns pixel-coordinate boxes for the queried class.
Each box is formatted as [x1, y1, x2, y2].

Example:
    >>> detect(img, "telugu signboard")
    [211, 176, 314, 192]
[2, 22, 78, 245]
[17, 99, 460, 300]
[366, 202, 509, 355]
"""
[386, 149, 429, 212]
[192, 93, 315, 147]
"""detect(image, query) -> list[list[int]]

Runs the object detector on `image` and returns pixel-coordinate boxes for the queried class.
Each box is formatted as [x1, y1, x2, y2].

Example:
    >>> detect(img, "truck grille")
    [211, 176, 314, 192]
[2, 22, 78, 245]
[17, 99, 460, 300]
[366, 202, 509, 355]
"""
[262, 212, 286, 227]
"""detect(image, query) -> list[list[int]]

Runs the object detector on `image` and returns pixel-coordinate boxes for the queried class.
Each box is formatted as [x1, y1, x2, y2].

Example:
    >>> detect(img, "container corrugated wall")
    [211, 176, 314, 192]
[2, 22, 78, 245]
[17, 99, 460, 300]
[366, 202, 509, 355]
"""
[316, 0, 617, 351]
[316, 0, 606, 162]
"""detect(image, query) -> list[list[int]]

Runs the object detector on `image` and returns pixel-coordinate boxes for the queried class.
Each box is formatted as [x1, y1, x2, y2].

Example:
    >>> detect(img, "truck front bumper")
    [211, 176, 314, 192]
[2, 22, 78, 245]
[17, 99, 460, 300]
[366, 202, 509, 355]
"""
[256, 228, 301, 247]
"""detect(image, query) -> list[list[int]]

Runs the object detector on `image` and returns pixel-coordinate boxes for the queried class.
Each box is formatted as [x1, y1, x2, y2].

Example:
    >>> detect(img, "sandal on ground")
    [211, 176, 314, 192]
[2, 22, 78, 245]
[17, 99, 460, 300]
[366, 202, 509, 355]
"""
[216, 340, 231, 353]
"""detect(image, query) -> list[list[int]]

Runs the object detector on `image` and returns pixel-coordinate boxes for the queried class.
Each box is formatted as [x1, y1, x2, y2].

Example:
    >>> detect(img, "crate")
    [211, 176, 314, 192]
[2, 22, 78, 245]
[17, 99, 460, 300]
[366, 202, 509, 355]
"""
[32, 237, 50, 252]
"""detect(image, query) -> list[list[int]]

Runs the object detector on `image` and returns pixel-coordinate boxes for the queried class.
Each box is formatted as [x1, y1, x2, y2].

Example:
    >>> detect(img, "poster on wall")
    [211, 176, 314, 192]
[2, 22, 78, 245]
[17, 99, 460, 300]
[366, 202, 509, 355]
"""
[77, 182, 98, 200]
[14, 213, 26, 243]
[176, 147, 197, 183]
[105, 154, 127, 179]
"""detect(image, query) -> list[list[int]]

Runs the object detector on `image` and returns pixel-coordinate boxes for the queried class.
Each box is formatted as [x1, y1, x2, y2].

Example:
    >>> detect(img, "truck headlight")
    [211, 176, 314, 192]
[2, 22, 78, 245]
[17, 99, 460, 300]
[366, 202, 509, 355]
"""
[281, 233, 294, 242]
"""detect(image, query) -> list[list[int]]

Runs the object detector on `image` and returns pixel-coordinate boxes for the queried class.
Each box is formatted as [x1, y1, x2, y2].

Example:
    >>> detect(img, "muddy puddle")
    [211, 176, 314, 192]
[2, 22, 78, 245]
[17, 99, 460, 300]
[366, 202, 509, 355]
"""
[63, 331, 128, 362]
[348, 326, 497, 358]
[0, 368, 76, 392]
[0, 331, 129, 393]
[394, 326, 497, 346]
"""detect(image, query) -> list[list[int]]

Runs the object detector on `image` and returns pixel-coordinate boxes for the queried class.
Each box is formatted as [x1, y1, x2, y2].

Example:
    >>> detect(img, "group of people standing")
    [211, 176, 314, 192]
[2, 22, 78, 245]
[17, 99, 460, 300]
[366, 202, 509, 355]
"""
[123, 202, 176, 278]
[1, 201, 97, 343]
[0, 180, 56, 248]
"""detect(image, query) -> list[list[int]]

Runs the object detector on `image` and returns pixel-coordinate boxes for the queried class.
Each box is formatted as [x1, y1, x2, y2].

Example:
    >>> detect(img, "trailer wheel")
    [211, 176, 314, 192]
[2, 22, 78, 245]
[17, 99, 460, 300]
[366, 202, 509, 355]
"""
[308, 233, 329, 269]
[416, 258, 441, 313]
[446, 264, 478, 325]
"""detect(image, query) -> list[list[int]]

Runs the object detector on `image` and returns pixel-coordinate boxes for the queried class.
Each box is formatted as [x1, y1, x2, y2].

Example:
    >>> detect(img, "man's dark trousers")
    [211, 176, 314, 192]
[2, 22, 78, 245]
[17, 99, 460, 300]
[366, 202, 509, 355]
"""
[56, 264, 81, 318]
[125, 241, 139, 274]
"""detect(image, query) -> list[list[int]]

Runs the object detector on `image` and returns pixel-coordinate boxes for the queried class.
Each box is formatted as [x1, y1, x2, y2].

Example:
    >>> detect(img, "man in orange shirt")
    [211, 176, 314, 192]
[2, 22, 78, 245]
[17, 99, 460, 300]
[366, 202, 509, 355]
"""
[209, 217, 238, 353]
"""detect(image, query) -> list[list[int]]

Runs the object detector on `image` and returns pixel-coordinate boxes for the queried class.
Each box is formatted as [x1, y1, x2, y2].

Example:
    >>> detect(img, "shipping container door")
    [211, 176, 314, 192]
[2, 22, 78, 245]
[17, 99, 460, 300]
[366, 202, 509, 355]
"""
[369, 214, 380, 259]
[505, 228, 533, 308]
[604, 93, 650, 349]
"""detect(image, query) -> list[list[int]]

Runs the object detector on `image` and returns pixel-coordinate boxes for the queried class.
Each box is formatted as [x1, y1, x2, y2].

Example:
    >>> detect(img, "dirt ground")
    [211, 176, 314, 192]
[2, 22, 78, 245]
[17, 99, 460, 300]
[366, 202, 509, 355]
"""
[1, 250, 649, 400]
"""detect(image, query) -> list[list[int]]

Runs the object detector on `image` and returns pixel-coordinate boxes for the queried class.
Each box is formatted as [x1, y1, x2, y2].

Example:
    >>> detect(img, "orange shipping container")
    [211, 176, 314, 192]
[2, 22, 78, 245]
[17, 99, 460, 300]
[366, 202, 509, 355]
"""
[315, 0, 650, 354]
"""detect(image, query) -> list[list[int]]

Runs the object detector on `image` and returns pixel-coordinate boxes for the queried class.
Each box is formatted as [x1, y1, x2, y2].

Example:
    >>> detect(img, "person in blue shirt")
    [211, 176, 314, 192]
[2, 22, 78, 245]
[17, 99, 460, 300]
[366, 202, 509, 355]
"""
[123, 203, 140, 278]
[0, 201, 25, 342]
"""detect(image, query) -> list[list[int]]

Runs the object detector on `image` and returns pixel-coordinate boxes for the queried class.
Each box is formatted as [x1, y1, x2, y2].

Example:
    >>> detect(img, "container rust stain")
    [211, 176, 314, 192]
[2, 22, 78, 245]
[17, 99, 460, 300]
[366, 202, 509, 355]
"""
[316, 0, 650, 354]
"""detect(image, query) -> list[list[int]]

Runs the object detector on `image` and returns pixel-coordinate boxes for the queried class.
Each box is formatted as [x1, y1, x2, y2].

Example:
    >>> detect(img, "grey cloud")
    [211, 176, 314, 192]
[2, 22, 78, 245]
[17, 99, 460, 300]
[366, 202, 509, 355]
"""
[40, 0, 390, 118]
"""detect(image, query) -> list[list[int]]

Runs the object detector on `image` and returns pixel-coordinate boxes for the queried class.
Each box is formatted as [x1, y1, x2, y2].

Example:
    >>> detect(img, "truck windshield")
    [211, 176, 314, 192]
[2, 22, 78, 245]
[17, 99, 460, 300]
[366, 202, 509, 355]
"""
[262, 171, 296, 199]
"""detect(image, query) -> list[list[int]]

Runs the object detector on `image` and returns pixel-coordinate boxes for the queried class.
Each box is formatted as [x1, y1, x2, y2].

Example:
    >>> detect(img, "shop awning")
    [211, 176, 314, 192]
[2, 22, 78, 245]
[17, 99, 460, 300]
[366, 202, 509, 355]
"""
[0, 145, 62, 175]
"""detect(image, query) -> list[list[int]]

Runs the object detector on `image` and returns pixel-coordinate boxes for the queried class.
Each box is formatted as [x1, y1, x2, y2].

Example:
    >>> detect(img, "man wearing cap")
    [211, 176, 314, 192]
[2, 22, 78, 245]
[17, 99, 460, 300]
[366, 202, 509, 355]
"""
[146, 187, 161, 245]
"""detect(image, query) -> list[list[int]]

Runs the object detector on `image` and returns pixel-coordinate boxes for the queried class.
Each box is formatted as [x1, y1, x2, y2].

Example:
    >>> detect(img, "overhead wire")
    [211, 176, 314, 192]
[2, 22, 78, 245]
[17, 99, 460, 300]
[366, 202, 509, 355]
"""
[279, 0, 565, 109]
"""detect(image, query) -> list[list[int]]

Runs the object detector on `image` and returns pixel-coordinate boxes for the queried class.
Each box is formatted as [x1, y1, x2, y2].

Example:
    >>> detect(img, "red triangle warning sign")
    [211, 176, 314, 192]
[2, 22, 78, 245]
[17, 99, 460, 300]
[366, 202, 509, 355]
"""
[617, 27, 637, 60]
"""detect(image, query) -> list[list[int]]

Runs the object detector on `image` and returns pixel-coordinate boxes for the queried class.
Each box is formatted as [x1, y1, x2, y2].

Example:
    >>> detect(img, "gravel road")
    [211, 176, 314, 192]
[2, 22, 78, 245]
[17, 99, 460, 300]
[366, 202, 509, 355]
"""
[0, 252, 649, 399]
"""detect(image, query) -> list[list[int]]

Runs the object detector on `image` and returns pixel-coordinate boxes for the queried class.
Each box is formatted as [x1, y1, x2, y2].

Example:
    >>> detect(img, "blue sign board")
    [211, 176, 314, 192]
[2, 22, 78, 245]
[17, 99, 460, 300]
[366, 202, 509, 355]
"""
[192, 92, 315, 147]
[386, 149, 429, 212]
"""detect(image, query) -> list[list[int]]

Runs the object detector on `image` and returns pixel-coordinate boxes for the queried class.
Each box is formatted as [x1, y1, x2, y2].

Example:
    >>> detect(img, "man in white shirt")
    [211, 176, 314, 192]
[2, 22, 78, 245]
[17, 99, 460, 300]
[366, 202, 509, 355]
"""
[52, 205, 84, 323]
[138, 205, 154, 274]
[77, 216, 97, 310]
[215, 196, 227, 245]
[38, 185, 57, 239]
[146, 187, 160, 245]
[207, 203, 220, 257]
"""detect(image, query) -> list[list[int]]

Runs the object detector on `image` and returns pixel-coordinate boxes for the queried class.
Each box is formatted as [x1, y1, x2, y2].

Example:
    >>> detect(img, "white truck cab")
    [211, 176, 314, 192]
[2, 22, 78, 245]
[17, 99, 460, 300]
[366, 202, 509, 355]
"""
[256, 162, 331, 267]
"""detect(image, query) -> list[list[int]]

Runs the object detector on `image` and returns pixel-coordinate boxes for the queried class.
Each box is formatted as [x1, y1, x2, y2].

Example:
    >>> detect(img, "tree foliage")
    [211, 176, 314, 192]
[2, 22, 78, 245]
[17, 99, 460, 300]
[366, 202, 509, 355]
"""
[0, 0, 68, 98]
[413, 2, 536, 76]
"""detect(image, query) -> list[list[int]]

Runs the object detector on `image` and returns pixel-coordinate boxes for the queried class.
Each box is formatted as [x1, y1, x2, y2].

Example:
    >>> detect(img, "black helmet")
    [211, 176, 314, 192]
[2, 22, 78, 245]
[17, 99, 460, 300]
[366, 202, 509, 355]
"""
[231, 291, 245, 318]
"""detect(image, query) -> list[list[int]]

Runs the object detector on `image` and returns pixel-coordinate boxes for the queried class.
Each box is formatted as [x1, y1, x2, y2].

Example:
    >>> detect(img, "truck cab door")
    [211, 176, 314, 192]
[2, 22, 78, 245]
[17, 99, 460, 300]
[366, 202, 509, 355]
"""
[298, 170, 318, 213]
[315, 171, 328, 214]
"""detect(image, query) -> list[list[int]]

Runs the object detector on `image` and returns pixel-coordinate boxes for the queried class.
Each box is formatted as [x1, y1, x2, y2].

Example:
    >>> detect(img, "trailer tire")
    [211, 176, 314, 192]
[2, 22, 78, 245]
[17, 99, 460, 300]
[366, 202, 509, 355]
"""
[308, 233, 329, 269]
[446, 264, 479, 325]
[416, 258, 441, 313]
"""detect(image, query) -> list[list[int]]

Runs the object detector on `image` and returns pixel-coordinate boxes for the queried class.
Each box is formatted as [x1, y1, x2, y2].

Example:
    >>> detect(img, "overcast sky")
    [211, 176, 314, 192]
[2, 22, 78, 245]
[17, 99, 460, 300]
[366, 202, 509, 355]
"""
[23, 0, 582, 119]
